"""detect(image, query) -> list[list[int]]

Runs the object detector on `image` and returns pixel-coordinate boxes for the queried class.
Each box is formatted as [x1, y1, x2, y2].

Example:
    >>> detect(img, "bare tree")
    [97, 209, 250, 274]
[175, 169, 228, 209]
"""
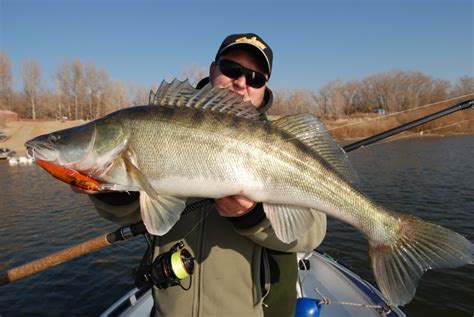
[40, 90, 59, 119]
[269, 89, 289, 116]
[0, 51, 13, 110]
[287, 89, 315, 114]
[54, 62, 73, 119]
[3, 54, 468, 123]
[326, 80, 349, 116]
[104, 80, 130, 114]
[270, 88, 317, 116]
[53, 59, 89, 120]
[180, 63, 208, 87]
[313, 79, 353, 117]
[21, 58, 42, 119]
[311, 86, 330, 117]
[52, 79, 65, 119]
[356, 70, 449, 114]
[95, 66, 110, 118]
[84, 63, 100, 120]
[450, 76, 474, 97]
[128, 81, 149, 106]
[72, 59, 85, 120]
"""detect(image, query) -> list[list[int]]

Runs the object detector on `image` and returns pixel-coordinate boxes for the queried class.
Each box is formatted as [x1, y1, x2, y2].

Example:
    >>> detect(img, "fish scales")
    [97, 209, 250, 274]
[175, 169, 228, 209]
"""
[113, 105, 392, 239]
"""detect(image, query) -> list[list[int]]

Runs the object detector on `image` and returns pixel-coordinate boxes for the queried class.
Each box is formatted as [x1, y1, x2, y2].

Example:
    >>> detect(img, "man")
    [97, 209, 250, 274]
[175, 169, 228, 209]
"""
[87, 33, 327, 316]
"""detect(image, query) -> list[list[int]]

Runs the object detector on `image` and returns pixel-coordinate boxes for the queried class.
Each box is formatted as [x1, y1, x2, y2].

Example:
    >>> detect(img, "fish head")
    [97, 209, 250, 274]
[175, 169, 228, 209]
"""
[25, 117, 128, 177]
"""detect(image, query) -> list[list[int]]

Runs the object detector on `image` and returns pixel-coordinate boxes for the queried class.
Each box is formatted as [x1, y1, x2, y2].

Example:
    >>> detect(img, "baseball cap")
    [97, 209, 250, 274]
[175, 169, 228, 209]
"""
[215, 33, 273, 78]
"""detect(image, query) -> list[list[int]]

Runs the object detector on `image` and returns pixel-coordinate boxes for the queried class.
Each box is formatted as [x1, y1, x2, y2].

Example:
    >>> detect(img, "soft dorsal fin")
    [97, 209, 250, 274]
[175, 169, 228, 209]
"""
[273, 113, 359, 183]
[149, 79, 260, 120]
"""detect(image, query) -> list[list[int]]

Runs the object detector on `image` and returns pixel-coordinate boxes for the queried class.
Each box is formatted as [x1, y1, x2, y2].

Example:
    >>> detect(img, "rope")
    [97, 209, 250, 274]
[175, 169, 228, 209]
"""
[367, 118, 474, 148]
[181, 201, 213, 240]
[418, 118, 474, 133]
[326, 93, 474, 132]
[313, 287, 392, 315]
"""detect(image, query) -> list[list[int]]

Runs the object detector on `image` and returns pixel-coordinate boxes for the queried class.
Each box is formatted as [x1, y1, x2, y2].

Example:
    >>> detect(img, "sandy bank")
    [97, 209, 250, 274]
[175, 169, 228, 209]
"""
[1, 107, 472, 156]
[0, 120, 85, 155]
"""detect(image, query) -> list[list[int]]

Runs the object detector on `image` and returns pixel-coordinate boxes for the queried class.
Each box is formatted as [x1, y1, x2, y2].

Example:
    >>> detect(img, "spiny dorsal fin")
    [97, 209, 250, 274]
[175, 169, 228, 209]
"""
[273, 113, 359, 183]
[149, 79, 260, 120]
[149, 79, 195, 107]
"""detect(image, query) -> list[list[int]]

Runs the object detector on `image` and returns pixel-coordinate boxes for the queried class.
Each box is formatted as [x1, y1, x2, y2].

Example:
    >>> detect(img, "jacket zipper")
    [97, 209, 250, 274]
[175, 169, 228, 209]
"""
[194, 208, 207, 317]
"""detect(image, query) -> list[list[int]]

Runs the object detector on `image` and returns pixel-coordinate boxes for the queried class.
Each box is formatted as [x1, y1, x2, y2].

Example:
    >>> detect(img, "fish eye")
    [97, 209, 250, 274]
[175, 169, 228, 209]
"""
[48, 134, 61, 143]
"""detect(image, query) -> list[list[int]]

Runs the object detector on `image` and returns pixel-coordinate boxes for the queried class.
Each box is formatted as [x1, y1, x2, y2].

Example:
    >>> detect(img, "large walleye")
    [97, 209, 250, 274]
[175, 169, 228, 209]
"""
[26, 80, 472, 306]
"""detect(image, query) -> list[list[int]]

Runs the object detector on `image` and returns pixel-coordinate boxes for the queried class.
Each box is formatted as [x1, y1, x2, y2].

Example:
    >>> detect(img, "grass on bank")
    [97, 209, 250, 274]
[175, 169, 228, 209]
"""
[323, 95, 474, 140]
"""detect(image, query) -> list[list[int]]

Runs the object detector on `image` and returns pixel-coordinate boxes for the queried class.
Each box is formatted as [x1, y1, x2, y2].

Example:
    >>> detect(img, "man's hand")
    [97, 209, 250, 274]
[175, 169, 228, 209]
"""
[215, 195, 256, 217]
[73, 184, 257, 217]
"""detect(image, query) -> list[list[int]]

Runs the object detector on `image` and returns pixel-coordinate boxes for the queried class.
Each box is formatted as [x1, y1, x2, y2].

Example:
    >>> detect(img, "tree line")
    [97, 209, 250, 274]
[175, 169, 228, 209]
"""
[269, 73, 474, 118]
[0, 51, 472, 120]
[0, 52, 154, 120]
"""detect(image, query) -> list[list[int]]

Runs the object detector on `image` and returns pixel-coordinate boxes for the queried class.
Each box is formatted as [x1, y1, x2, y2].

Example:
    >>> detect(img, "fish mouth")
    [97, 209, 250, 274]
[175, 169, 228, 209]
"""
[26, 144, 35, 159]
[25, 141, 56, 162]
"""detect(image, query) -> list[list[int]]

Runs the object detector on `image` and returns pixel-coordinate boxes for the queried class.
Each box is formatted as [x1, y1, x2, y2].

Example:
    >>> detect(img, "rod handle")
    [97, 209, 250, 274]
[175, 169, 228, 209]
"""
[0, 234, 110, 287]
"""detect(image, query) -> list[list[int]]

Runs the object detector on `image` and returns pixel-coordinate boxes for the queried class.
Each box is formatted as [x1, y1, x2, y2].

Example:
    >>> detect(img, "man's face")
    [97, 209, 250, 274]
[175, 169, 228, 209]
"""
[210, 48, 268, 108]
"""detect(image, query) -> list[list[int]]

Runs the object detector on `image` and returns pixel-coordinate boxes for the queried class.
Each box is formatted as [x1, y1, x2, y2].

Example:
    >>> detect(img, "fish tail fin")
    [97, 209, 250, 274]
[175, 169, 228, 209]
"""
[369, 211, 473, 306]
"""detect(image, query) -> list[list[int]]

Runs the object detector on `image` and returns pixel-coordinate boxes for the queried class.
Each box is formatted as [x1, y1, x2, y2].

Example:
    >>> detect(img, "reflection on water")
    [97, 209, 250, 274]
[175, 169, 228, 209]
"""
[0, 163, 145, 316]
[0, 135, 473, 316]
[322, 135, 474, 316]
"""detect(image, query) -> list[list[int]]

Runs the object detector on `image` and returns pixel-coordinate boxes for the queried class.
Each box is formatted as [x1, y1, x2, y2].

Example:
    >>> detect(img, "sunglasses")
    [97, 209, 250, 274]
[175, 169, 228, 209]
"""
[217, 59, 268, 89]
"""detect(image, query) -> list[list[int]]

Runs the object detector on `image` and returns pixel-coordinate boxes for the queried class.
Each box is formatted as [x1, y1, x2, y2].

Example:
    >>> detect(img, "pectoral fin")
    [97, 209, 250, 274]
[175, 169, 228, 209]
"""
[122, 154, 158, 198]
[140, 192, 187, 236]
[262, 203, 316, 243]
[122, 153, 186, 235]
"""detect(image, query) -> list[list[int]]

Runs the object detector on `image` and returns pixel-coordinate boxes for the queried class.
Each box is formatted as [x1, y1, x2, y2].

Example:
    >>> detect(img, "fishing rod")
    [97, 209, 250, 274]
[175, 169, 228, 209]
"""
[342, 99, 474, 153]
[0, 222, 146, 287]
[0, 198, 210, 287]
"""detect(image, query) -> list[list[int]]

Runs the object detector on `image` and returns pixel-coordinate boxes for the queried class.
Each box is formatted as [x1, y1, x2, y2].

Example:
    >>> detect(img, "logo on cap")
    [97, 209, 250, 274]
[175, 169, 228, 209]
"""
[235, 36, 267, 50]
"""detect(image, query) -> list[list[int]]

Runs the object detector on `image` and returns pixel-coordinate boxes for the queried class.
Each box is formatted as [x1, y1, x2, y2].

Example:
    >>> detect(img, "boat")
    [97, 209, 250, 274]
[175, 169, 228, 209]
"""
[295, 251, 405, 316]
[8, 155, 34, 166]
[0, 147, 16, 159]
[101, 250, 406, 317]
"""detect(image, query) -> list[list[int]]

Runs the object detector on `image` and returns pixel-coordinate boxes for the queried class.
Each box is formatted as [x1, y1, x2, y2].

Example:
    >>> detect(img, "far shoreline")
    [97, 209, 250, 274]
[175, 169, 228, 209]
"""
[1, 117, 472, 156]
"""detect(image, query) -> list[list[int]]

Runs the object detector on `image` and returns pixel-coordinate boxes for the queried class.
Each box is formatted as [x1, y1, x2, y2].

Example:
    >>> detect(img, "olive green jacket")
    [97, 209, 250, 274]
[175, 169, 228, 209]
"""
[91, 196, 326, 317]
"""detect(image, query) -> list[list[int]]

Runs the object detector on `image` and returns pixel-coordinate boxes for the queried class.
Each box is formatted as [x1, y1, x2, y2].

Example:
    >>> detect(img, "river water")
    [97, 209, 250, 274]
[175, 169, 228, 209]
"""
[0, 135, 472, 316]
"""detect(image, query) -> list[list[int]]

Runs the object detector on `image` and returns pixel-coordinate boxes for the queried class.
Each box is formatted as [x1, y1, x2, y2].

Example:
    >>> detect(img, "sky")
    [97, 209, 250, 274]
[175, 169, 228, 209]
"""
[1, 0, 473, 92]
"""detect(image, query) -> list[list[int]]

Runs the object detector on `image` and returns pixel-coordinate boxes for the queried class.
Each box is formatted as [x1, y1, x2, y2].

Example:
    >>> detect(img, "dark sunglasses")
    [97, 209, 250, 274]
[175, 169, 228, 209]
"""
[217, 59, 267, 89]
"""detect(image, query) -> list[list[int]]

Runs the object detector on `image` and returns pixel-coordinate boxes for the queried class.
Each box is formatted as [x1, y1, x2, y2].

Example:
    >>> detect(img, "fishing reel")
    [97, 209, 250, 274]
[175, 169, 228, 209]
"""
[135, 241, 195, 290]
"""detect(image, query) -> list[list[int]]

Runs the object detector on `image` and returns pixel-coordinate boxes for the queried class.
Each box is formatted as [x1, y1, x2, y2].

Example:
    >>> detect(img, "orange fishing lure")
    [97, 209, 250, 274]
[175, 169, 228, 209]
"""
[36, 159, 101, 192]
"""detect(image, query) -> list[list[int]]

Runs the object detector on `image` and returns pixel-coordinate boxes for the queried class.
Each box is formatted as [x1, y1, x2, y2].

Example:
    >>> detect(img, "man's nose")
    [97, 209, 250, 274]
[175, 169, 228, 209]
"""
[233, 75, 247, 88]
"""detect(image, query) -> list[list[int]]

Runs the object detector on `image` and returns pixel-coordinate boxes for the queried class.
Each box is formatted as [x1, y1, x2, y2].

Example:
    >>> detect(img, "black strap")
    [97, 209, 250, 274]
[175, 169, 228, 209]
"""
[134, 234, 155, 289]
[181, 198, 215, 215]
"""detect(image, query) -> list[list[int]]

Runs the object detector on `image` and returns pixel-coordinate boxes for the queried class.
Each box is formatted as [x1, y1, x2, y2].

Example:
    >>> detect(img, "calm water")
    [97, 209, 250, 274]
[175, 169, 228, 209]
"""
[0, 135, 473, 316]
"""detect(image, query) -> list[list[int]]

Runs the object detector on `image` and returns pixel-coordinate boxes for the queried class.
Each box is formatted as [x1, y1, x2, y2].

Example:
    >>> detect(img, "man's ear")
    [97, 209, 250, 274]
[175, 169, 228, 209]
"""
[209, 62, 216, 83]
